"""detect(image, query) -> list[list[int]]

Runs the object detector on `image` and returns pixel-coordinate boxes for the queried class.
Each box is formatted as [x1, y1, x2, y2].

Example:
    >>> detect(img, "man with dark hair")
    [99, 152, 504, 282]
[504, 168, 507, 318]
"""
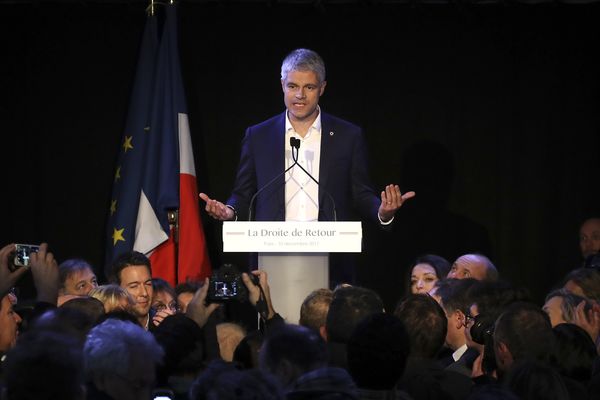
[493, 302, 557, 376]
[324, 286, 383, 369]
[58, 258, 98, 296]
[175, 280, 201, 314]
[110, 251, 154, 329]
[394, 294, 473, 400]
[435, 278, 480, 375]
[347, 312, 411, 399]
[299, 288, 333, 339]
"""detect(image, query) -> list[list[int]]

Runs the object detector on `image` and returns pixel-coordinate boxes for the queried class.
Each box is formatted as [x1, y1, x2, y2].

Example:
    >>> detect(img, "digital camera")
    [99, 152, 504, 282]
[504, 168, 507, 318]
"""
[207, 264, 249, 302]
[9, 244, 40, 271]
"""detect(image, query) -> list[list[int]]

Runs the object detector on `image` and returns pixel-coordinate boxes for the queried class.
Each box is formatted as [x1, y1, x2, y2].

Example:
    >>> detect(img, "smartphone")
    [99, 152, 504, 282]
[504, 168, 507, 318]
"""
[13, 244, 40, 269]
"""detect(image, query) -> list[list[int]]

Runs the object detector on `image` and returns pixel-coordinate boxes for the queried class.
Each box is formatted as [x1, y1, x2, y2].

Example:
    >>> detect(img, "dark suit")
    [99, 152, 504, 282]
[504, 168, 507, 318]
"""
[226, 112, 381, 223]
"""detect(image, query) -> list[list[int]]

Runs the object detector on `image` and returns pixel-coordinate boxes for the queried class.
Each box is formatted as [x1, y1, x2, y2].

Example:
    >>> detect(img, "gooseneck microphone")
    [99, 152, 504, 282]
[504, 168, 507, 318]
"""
[247, 138, 301, 221]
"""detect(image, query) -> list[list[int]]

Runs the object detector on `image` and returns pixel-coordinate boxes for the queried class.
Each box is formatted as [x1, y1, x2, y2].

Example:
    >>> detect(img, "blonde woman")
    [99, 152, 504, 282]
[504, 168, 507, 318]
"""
[89, 284, 134, 313]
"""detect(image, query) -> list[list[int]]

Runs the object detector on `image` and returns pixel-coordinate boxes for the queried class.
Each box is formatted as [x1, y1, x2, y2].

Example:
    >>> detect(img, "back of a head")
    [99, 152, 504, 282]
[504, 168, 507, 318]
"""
[505, 360, 570, 400]
[83, 318, 163, 381]
[394, 294, 447, 358]
[259, 324, 328, 388]
[206, 368, 284, 400]
[325, 286, 383, 344]
[32, 306, 100, 343]
[216, 322, 246, 362]
[494, 302, 556, 366]
[436, 278, 478, 314]
[299, 288, 333, 332]
[60, 296, 105, 323]
[466, 279, 530, 319]
[347, 312, 409, 390]
[553, 323, 597, 382]
[88, 284, 133, 313]
[110, 250, 151, 284]
[3, 330, 85, 400]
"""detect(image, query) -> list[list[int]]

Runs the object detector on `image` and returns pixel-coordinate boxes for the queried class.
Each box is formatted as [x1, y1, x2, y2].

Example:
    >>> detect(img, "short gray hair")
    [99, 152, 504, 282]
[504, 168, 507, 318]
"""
[280, 48, 326, 83]
[545, 288, 590, 323]
[83, 319, 163, 380]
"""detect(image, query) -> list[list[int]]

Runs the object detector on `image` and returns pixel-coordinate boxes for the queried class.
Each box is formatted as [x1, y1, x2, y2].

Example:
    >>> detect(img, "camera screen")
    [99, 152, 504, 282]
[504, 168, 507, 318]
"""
[15, 244, 40, 267]
[212, 281, 238, 298]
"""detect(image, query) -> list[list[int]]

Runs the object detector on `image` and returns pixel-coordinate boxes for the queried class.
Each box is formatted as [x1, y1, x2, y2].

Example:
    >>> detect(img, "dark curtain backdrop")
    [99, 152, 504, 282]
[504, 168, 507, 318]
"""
[2, 2, 599, 310]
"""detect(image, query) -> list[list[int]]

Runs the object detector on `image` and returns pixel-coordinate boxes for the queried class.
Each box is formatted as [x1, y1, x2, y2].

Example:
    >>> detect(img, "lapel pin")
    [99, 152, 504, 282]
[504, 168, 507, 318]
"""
[329, 131, 334, 136]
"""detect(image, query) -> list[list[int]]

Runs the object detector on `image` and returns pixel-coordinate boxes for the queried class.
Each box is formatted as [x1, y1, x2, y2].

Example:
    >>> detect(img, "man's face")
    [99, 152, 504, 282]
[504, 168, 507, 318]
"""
[0, 295, 22, 352]
[447, 255, 487, 280]
[580, 218, 600, 259]
[119, 265, 153, 318]
[62, 267, 98, 296]
[542, 296, 566, 327]
[281, 69, 325, 124]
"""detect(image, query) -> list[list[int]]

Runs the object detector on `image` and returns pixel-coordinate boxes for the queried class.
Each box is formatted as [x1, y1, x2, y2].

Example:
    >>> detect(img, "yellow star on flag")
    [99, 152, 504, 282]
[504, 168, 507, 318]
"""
[112, 227, 125, 246]
[122, 136, 134, 152]
[110, 200, 117, 216]
[114, 166, 121, 182]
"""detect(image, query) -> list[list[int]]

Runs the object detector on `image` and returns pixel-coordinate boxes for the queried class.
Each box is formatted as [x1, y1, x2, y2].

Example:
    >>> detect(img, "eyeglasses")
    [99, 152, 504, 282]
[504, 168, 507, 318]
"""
[152, 301, 179, 313]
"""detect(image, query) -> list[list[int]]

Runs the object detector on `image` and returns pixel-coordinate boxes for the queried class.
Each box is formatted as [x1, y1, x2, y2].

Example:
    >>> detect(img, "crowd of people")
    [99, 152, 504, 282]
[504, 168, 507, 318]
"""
[0, 217, 600, 399]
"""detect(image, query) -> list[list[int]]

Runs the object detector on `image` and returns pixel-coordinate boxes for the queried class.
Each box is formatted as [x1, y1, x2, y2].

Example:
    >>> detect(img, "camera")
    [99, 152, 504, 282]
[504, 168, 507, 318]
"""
[207, 264, 249, 302]
[9, 244, 40, 271]
[469, 314, 497, 374]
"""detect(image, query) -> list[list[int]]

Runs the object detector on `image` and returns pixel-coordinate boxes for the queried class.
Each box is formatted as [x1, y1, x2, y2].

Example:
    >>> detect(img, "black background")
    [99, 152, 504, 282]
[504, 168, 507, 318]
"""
[2, 1, 599, 311]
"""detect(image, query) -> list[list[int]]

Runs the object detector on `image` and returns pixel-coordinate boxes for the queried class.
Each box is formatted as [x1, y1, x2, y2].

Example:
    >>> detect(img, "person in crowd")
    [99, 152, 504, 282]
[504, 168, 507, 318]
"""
[216, 322, 246, 362]
[347, 312, 412, 399]
[434, 278, 480, 375]
[553, 323, 597, 389]
[3, 330, 85, 400]
[299, 288, 333, 339]
[89, 283, 134, 313]
[58, 258, 98, 296]
[175, 280, 202, 314]
[0, 242, 60, 351]
[324, 285, 384, 369]
[563, 267, 600, 303]
[448, 253, 498, 281]
[579, 217, 600, 260]
[492, 302, 556, 378]
[84, 318, 164, 400]
[394, 294, 473, 400]
[190, 359, 284, 400]
[152, 278, 178, 312]
[543, 288, 593, 327]
[504, 360, 570, 400]
[110, 251, 170, 330]
[260, 323, 358, 399]
[408, 254, 451, 294]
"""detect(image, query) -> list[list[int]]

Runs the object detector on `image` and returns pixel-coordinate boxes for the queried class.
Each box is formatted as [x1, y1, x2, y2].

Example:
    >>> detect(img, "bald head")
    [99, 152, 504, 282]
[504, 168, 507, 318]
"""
[447, 254, 498, 281]
[580, 218, 600, 259]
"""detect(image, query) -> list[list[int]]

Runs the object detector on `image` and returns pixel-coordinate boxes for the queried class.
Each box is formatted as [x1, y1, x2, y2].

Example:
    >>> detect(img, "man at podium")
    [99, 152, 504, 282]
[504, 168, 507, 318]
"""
[200, 48, 414, 294]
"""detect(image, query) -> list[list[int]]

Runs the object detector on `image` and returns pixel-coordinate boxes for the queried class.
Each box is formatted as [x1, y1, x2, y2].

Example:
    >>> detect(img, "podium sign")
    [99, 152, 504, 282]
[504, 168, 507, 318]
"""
[222, 221, 362, 253]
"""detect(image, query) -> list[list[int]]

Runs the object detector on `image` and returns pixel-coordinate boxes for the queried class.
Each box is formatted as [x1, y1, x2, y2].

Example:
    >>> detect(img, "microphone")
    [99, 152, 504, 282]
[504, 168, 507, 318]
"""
[247, 138, 301, 221]
[286, 139, 338, 222]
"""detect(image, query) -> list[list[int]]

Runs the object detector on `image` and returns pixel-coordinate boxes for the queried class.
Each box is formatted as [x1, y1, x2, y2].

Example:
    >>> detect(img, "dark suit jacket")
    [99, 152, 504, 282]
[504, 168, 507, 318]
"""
[227, 112, 381, 223]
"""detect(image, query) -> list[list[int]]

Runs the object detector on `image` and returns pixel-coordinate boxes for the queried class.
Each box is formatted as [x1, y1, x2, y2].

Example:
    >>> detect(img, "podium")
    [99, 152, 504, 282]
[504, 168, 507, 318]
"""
[223, 221, 362, 323]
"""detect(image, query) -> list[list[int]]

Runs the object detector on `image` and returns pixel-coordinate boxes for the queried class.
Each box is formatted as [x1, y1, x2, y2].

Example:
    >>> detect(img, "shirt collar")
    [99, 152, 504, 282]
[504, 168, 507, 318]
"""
[285, 106, 322, 136]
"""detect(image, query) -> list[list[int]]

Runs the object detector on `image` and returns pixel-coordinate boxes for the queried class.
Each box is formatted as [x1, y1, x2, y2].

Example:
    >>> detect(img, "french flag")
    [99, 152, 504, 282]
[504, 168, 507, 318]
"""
[106, 5, 211, 285]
